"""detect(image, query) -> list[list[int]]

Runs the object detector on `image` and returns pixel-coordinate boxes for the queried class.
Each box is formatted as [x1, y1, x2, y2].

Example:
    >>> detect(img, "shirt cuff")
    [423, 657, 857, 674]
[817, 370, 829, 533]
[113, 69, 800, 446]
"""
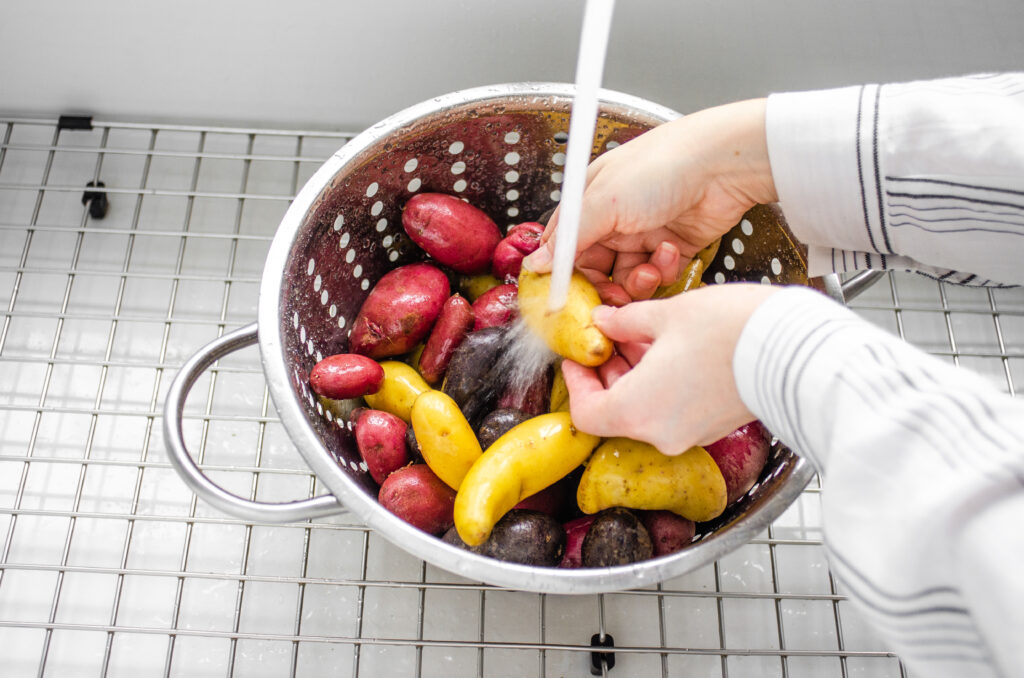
[732, 285, 863, 471]
[766, 86, 880, 256]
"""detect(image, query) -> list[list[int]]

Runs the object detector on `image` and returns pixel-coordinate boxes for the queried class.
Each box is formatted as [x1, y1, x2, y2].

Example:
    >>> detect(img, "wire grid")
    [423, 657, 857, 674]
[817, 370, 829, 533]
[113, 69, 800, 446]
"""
[0, 116, 1020, 678]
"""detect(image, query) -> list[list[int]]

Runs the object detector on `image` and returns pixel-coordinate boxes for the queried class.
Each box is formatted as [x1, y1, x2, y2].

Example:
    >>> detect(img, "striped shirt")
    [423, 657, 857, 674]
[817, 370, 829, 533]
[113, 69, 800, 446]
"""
[734, 75, 1024, 677]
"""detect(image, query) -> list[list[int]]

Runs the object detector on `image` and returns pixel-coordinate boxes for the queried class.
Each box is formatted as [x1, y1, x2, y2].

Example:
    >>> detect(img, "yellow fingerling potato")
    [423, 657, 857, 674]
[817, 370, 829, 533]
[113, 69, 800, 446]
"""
[454, 412, 601, 546]
[404, 343, 426, 373]
[577, 438, 727, 523]
[653, 238, 720, 298]
[549, 362, 569, 412]
[517, 268, 613, 367]
[363, 361, 429, 422]
[411, 390, 483, 490]
[458, 273, 503, 302]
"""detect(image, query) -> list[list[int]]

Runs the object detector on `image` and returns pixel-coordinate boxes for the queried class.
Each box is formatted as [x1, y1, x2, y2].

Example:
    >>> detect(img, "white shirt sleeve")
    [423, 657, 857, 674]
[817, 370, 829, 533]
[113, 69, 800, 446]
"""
[766, 73, 1024, 287]
[734, 286, 1024, 678]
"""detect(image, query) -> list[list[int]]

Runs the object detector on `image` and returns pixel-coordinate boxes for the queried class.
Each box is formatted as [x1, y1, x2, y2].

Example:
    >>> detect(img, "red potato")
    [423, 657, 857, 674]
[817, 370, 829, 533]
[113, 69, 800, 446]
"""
[472, 283, 518, 330]
[704, 420, 772, 505]
[402, 193, 502, 274]
[418, 294, 475, 385]
[513, 477, 570, 517]
[497, 366, 552, 416]
[348, 263, 450, 359]
[309, 354, 384, 400]
[492, 221, 545, 282]
[378, 464, 456, 535]
[641, 510, 695, 558]
[559, 515, 596, 568]
[355, 409, 410, 484]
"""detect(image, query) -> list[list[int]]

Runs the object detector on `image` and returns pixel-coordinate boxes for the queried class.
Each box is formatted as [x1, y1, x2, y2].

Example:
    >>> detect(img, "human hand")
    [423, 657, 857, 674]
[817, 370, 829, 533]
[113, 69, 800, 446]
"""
[562, 283, 779, 455]
[524, 98, 776, 302]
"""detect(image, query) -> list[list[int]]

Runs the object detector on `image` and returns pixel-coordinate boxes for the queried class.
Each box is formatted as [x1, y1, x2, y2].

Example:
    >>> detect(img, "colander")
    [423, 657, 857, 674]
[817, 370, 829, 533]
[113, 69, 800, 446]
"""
[163, 83, 881, 594]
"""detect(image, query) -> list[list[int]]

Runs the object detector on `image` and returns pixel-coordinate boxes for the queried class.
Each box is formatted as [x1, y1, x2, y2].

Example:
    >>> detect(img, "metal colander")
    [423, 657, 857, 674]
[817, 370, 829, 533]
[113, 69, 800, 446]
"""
[164, 83, 857, 594]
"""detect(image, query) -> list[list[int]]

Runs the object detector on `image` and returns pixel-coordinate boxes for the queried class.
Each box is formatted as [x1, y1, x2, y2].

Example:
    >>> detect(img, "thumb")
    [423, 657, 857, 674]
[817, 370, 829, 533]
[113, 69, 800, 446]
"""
[523, 239, 554, 273]
[591, 301, 662, 345]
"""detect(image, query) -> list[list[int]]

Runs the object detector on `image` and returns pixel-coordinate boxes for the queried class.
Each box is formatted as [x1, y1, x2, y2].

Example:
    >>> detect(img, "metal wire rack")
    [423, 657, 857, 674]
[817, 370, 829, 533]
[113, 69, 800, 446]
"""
[0, 115, 1021, 678]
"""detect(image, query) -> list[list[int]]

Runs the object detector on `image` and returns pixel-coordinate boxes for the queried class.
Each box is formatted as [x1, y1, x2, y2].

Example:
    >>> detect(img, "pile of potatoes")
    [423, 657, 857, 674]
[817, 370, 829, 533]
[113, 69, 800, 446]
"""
[309, 192, 772, 568]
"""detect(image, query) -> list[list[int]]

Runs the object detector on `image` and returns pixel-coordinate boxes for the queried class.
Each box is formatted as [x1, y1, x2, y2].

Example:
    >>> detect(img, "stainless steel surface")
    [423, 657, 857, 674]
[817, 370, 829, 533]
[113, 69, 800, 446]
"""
[1, 113, 1021, 676]
[252, 83, 818, 593]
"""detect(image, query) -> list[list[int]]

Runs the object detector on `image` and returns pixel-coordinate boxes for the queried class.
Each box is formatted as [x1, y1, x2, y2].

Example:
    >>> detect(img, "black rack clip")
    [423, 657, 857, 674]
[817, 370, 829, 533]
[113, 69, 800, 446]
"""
[589, 633, 615, 675]
[57, 115, 94, 132]
[82, 181, 109, 219]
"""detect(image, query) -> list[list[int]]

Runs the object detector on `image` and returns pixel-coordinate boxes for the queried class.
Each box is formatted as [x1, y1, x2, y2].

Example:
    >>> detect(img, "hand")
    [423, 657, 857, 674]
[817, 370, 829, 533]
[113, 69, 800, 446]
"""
[563, 283, 780, 455]
[525, 98, 777, 301]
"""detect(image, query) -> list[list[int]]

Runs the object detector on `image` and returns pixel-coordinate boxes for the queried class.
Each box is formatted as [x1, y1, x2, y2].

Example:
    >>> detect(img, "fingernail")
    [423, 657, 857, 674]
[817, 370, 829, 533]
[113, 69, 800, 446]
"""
[636, 269, 659, 289]
[523, 246, 552, 272]
[591, 305, 612, 323]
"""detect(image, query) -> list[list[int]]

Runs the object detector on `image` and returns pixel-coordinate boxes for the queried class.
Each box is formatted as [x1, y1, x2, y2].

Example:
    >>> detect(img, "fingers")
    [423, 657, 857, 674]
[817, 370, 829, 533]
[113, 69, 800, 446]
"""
[561, 360, 620, 438]
[649, 241, 682, 285]
[617, 340, 650, 366]
[593, 282, 632, 307]
[591, 302, 662, 345]
[597, 354, 631, 388]
[623, 264, 661, 300]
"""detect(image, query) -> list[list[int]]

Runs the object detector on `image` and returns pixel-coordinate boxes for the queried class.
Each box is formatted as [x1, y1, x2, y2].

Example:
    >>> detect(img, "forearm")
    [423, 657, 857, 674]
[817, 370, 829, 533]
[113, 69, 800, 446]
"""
[734, 286, 1024, 677]
[766, 74, 1024, 285]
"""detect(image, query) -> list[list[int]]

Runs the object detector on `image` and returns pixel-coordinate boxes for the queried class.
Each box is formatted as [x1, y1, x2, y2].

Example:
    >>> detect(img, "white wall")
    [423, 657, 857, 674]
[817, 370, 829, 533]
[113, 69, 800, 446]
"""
[2, 0, 1023, 130]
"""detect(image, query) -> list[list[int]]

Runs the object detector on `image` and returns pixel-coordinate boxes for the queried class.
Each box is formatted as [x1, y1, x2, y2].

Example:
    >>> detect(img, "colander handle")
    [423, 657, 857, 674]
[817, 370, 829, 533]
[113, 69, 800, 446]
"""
[162, 323, 348, 523]
[838, 269, 886, 300]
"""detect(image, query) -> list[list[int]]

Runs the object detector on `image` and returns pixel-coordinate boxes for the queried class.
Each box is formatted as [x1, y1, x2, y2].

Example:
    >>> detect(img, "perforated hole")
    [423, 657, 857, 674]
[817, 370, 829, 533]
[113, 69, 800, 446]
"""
[723, 255, 735, 270]
[453, 179, 467, 192]
[339, 232, 350, 248]
[506, 189, 519, 201]
[606, 140, 620, 150]
[329, 304, 337, 318]
[741, 218, 754, 236]
[376, 218, 388, 232]
[300, 326, 306, 343]
[345, 249, 356, 264]
[553, 131, 569, 143]
[507, 207, 520, 217]
[313, 275, 322, 292]
[371, 200, 383, 216]
[731, 238, 744, 255]
[451, 161, 466, 175]
[505, 170, 519, 183]
[338, 316, 346, 329]
[552, 152, 566, 166]
[504, 131, 520, 144]
[353, 264, 363, 278]
[333, 214, 345, 231]
[449, 141, 464, 154]
[292, 311, 299, 329]
[403, 158, 418, 172]
[320, 290, 328, 305]
[407, 177, 422, 192]
[550, 190, 562, 202]
[388, 251, 399, 262]
[771, 257, 782, 276]
[307, 258, 315, 275]
[551, 171, 563, 183]
[504, 151, 520, 165]
[382, 235, 394, 247]
[361, 279, 370, 290]
[365, 182, 379, 197]
[761, 276, 772, 285]
[714, 272, 726, 284]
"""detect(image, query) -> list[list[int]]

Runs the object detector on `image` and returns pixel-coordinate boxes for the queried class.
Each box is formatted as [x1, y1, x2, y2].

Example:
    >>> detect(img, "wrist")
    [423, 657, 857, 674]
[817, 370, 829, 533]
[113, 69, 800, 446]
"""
[683, 98, 778, 207]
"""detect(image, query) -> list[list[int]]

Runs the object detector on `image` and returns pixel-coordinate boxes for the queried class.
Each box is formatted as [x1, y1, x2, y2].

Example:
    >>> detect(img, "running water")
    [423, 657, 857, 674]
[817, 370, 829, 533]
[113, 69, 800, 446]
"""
[547, 0, 616, 312]
[490, 0, 616, 397]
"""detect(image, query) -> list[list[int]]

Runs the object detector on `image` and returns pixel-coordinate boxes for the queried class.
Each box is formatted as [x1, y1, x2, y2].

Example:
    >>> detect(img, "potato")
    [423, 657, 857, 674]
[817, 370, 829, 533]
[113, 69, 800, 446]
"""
[454, 412, 600, 546]
[419, 295, 475, 385]
[441, 326, 510, 426]
[349, 263, 450, 359]
[354, 409, 410, 484]
[309, 353, 384, 400]
[492, 221, 544, 282]
[560, 515, 596, 568]
[518, 268, 612, 367]
[405, 424, 423, 462]
[704, 420, 772, 504]
[577, 438, 727, 523]
[457, 273, 503, 302]
[411, 390, 483, 490]
[581, 508, 653, 567]
[378, 464, 456, 536]
[513, 476, 571, 517]
[471, 283, 518, 330]
[640, 510, 695, 557]
[402, 193, 502, 274]
[497, 365, 551, 416]
[475, 408, 531, 450]
[443, 510, 566, 567]
[549, 362, 569, 412]
[363, 361, 430, 422]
